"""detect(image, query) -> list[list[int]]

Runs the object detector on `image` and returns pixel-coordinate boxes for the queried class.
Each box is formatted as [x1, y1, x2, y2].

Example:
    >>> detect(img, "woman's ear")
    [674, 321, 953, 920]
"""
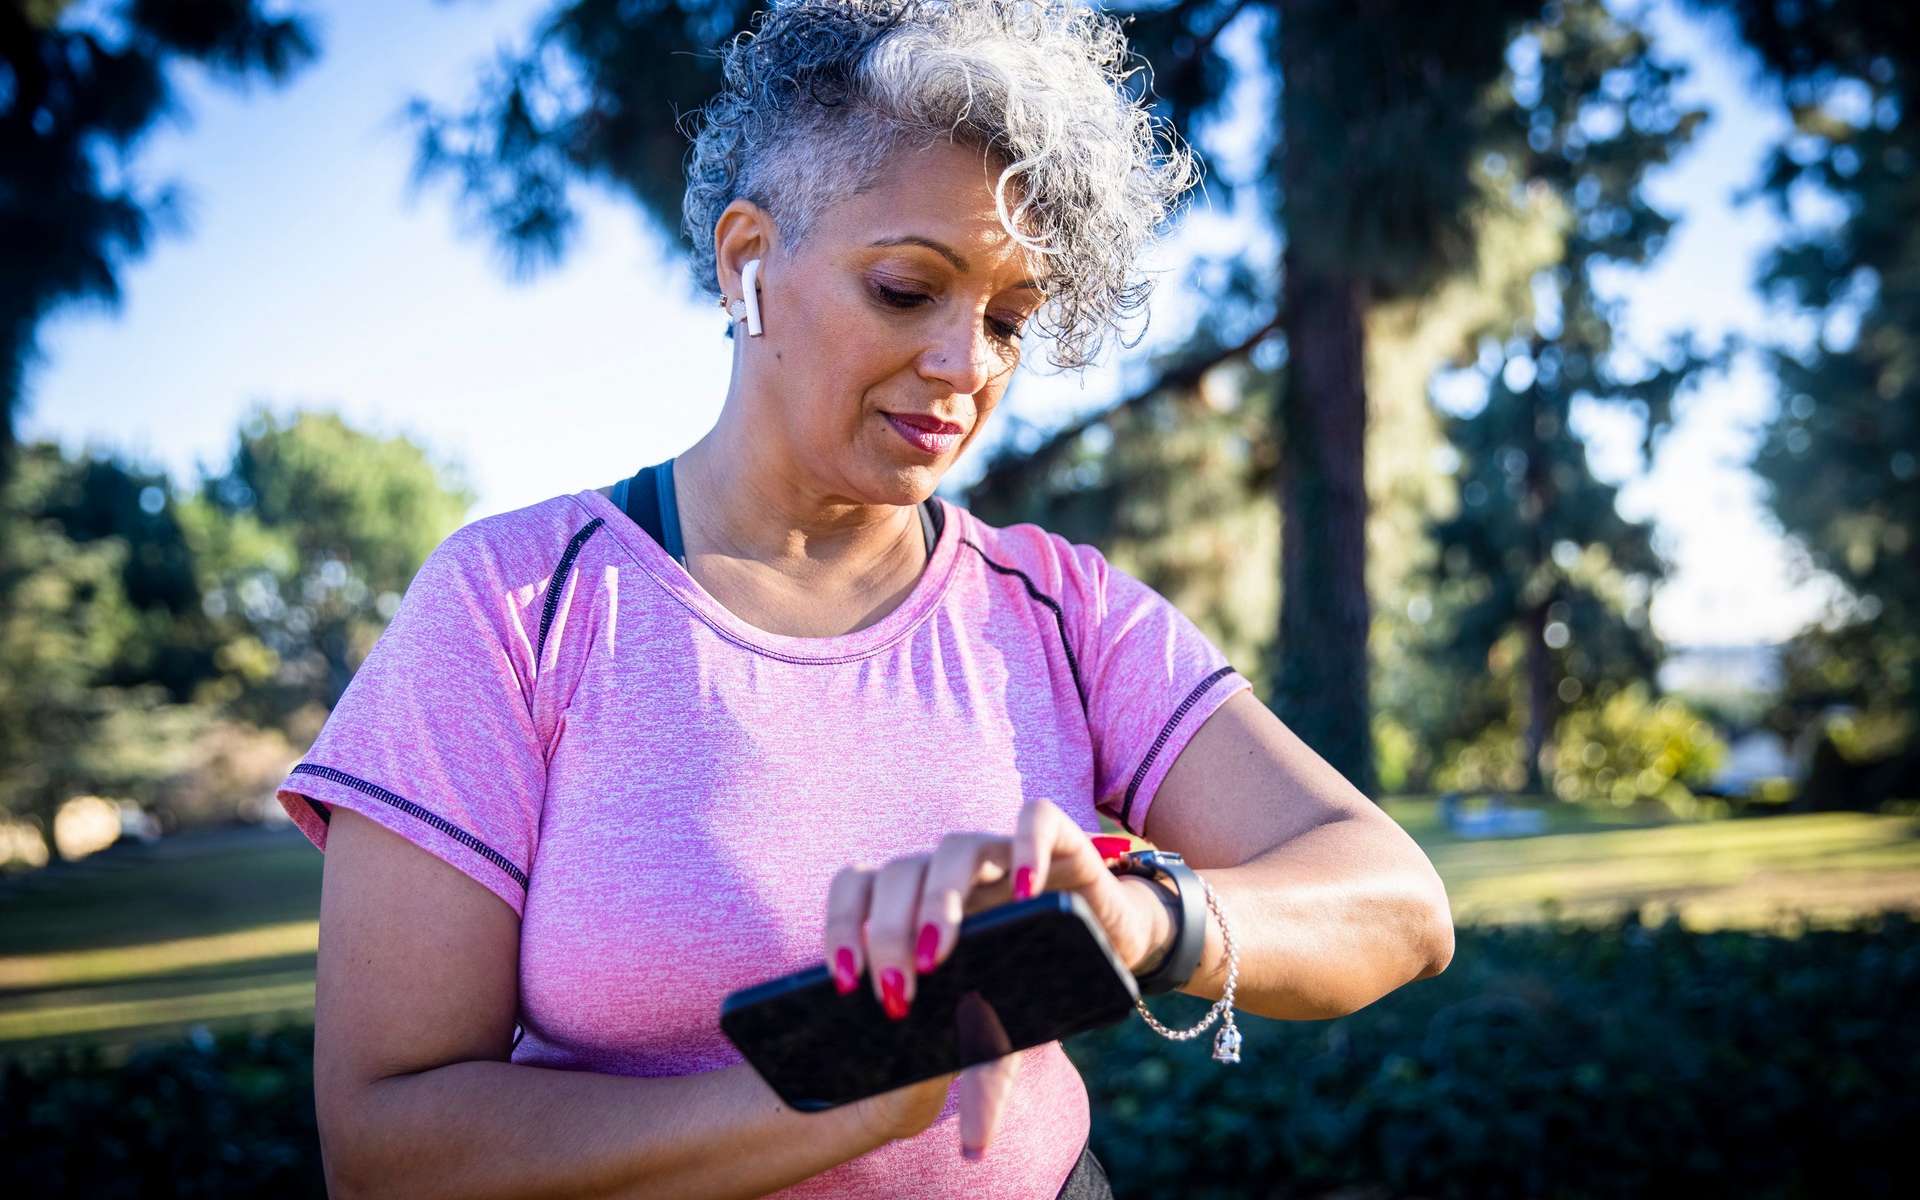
[712, 198, 775, 302]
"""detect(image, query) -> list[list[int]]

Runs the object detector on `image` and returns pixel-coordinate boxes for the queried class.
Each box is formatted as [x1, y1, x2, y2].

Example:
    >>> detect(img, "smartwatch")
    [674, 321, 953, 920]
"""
[1104, 848, 1207, 995]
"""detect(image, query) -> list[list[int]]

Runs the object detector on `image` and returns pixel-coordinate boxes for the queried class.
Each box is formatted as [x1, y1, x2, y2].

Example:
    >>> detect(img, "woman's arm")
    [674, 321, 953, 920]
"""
[1131, 690, 1456, 1020]
[315, 807, 932, 1200]
[336, 1058, 901, 1200]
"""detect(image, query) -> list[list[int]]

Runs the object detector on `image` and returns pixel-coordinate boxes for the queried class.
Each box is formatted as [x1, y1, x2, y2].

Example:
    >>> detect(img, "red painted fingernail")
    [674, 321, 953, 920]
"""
[1013, 865, 1033, 900]
[1092, 835, 1132, 861]
[880, 968, 909, 1020]
[832, 946, 857, 995]
[916, 923, 940, 974]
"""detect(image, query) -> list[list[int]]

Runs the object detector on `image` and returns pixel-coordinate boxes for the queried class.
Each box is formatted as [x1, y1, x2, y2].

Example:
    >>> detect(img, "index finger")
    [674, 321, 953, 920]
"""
[823, 864, 875, 995]
[1010, 797, 1074, 899]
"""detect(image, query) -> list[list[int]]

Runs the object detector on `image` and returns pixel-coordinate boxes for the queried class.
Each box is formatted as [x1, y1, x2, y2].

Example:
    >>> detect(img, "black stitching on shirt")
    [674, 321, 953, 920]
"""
[537, 518, 605, 663]
[961, 538, 1087, 712]
[1120, 665, 1238, 834]
[290, 762, 530, 892]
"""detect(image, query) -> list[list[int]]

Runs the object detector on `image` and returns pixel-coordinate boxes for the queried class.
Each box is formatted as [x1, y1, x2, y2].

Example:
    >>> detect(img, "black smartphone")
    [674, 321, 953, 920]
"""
[718, 891, 1140, 1111]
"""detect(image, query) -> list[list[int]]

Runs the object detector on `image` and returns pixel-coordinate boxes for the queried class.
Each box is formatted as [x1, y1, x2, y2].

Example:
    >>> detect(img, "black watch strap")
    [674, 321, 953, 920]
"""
[1108, 850, 1207, 995]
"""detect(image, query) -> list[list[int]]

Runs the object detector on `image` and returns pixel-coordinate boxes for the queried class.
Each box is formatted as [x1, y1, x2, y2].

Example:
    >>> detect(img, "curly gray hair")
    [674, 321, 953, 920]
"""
[679, 0, 1199, 370]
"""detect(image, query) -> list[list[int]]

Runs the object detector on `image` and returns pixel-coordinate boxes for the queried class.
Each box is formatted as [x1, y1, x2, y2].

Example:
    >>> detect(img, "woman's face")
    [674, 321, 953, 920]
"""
[718, 138, 1044, 508]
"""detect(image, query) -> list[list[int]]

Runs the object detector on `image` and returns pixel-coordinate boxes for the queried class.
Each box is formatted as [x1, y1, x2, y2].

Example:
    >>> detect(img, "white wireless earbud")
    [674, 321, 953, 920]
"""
[740, 258, 763, 336]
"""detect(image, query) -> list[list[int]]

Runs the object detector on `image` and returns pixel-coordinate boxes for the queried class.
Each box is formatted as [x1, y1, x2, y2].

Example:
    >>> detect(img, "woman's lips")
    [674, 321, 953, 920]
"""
[884, 413, 964, 455]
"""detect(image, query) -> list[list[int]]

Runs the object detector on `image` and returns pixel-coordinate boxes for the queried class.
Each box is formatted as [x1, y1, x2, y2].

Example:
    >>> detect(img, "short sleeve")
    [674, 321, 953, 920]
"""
[276, 525, 547, 918]
[1061, 541, 1254, 839]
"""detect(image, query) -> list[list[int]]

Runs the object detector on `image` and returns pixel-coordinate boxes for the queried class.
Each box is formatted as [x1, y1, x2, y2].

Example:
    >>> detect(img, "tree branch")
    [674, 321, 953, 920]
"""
[1171, 0, 1258, 85]
[968, 307, 1285, 505]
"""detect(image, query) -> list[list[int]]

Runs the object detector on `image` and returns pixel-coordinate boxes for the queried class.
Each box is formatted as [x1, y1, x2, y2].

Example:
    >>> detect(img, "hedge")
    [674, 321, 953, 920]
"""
[1070, 912, 1920, 1198]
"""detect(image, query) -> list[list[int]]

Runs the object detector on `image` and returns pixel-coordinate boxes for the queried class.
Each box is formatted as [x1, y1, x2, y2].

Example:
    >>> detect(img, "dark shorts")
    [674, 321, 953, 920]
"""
[1053, 1134, 1114, 1199]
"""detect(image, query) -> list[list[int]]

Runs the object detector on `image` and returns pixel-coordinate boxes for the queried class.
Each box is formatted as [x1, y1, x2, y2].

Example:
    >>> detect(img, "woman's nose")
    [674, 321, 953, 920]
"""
[917, 313, 999, 396]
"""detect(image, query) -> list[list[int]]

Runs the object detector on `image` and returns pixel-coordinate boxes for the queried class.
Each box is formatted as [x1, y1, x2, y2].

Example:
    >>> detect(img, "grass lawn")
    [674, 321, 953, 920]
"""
[4, 805, 1918, 1056]
[0, 828, 324, 1056]
[1411, 808, 1920, 929]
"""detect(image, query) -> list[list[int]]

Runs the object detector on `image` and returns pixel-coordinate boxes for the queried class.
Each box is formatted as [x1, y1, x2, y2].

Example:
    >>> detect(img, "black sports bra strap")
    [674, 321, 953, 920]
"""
[655, 458, 687, 563]
[612, 457, 941, 567]
[617, 460, 677, 565]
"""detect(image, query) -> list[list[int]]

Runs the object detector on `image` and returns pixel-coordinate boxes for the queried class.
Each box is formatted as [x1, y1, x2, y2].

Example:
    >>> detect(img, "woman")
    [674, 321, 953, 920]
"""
[277, 2, 1455, 1197]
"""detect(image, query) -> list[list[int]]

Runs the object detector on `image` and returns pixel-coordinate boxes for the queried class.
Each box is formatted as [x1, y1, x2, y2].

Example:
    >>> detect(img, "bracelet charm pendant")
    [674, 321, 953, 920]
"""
[1212, 1021, 1242, 1064]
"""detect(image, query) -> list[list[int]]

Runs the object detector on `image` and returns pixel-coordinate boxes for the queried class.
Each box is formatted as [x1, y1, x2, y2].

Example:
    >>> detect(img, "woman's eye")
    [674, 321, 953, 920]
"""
[987, 316, 1026, 343]
[872, 283, 929, 308]
[872, 279, 1023, 344]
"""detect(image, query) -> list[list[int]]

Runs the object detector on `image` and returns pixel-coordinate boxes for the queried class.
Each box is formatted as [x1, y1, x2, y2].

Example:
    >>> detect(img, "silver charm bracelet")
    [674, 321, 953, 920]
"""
[1105, 846, 1243, 1063]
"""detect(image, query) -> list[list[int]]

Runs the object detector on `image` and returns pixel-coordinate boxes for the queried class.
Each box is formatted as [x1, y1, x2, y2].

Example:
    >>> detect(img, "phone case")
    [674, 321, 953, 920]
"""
[718, 891, 1141, 1111]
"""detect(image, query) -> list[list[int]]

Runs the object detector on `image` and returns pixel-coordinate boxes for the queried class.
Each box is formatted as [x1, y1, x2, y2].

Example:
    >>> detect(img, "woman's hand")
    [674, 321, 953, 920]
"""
[821, 797, 1172, 1158]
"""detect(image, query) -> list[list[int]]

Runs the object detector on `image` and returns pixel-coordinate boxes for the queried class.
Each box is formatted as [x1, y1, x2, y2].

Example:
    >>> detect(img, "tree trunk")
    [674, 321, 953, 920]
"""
[1521, 362, 1554, 797]
[1524, 598, 1551, 795]
[30, 790, 70, 865]
[1273, 255, 1377, 798]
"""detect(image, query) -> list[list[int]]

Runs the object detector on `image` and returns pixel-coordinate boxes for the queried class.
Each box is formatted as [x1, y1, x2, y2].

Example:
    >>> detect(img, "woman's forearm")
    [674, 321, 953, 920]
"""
[330, 1057, 887, 1200]
[1162, 814, 1455, 1020]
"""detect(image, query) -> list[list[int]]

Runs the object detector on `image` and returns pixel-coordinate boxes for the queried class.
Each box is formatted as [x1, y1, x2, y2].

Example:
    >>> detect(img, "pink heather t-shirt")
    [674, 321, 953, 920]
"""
[277, 486, 1250, 1199]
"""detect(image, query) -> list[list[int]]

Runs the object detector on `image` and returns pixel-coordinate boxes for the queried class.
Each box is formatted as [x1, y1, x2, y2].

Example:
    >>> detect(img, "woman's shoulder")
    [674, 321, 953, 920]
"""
[429, 489, 620, 590]
[945, 500, 1111, 595]
[396, 491, 621, 684]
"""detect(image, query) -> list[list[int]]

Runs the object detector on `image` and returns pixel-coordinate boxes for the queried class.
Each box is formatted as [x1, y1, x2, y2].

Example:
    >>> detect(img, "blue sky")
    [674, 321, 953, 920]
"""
[20, 0, 1840, 648]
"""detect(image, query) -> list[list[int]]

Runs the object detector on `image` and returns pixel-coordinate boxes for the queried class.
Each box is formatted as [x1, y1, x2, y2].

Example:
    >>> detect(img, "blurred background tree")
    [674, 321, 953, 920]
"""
[0, 0, 320, 489]
[0, 407, 470, 862]
[0, 444, 143, 862]
[0, 0, 321, 859]
[1697, 0, 1920, 809]
[1419, 4, 1720, 798]
[185, 406, 476, 729]
[1257, 0, 1541, 797]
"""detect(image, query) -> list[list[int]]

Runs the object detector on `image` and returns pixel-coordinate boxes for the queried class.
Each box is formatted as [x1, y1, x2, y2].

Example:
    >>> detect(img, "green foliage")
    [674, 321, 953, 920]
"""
[0, 445, 143, 853]
[1, 1, 320, 478]
[188, 404, 475, 725]
[26, 448, 221, 698]
[1433, 680, 1724, 811]
[1269, 0, 1545, 300]
[0, 1024, 323, 1199]
[1548, 684, 1725, 809]
[1795, 707, 1920, 815]
[1779, 619, 1919, 724]
[0, 406, 472, 854]
[1408, 0, 1726, 793]
[1071, 913, 1920, 1199]
[1434, 717, 1537, 796]
[1367, 162, 1573, 795]
[1702, 0, 1920, 785]
[402, 0, 760, 278]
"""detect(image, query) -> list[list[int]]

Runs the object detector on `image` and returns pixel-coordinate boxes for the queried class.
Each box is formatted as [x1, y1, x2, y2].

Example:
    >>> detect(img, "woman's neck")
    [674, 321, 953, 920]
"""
[672, 419, 925, 593]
